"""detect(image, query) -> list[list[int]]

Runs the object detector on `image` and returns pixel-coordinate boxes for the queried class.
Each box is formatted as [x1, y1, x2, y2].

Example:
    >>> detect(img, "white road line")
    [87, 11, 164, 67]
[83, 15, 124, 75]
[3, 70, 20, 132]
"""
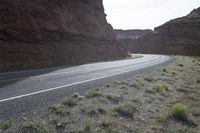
[0, 56, 169, 103]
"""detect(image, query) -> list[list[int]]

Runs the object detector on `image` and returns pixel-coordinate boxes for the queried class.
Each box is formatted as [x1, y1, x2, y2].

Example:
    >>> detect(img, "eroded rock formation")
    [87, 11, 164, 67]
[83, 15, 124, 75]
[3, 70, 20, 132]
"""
[133, 7, 200, 55]
[0, 0, 126, 71]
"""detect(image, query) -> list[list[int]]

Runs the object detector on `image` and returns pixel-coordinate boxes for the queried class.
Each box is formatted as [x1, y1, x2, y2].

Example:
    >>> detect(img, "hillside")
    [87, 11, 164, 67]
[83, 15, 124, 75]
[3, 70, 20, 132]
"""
[133, 7, 200, 55]
[0, 0, 126, 71]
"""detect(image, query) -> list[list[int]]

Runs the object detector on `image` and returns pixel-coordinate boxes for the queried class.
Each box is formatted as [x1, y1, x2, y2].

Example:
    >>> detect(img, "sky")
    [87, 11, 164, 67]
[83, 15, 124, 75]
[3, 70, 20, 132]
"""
[103, 0, 200, 30]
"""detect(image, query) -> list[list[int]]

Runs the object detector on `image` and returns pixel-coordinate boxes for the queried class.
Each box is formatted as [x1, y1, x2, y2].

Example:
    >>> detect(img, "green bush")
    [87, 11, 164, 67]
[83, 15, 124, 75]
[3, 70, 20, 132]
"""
[162, 68, 167, 73]
[171, 103, 187, 120]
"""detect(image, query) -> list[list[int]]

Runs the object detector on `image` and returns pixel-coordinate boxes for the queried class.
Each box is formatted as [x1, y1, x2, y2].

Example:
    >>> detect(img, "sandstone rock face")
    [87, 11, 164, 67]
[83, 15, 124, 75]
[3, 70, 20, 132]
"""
[0, 0, 126, 71]
[133, 7, 200, 56]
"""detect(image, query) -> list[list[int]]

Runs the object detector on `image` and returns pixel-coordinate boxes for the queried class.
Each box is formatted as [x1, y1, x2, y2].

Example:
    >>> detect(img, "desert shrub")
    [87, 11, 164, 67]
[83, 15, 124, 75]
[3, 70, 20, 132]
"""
[178, 64, 184, 67]
[83, 119, 93, 133]
[20, 121, 52, 133]
[48, 104, 69, 115]
[171, 103, 187, 120]
[153, 83, 169, 93]
[86, 88, 101, 98]
[144, 75, 154, 82]
[106, 93, 121, 102]
[71, 92, 80, 98]
[50, 116, 69, 128]
[113, 103, 136, 118]
[63, 98, 78, 106]
[162, 68, 167, 73]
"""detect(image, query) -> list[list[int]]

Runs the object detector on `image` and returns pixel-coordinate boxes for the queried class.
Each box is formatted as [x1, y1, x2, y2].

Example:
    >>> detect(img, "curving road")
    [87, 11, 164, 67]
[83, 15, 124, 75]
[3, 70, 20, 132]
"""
[0, 54, 171, 120]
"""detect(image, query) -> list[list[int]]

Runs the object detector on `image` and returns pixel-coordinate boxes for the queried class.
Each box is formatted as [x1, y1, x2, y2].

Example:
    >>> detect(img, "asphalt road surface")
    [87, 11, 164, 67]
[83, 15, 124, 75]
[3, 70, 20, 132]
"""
[0, 54, 171, 121]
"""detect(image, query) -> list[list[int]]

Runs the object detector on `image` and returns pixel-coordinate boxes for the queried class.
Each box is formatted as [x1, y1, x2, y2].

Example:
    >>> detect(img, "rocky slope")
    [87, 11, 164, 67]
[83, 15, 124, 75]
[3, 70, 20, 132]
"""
[0, 0, 126, 71]
[133, 7, 200, 55]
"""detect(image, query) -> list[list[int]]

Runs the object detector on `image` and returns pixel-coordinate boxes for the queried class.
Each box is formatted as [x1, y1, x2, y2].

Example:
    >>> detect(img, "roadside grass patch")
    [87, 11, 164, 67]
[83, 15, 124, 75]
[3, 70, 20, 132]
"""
[48, 104, 69, 115]
[98, 118, 119, 133]
[82, 105, 106, 115]
[86, 88, 101, 98]
[171, 103, 188, 121]
[129, 81, 143, 89]
[0, 119, 15, 130]
[144, 75, 154, 82]
[20, 121, 52, 133]
[153, 83, 169, 93]
[106, 93, 122, 102]
[50, 116, 69, 128]
[63, 98, 78, 107]
[113, 103, 136, 118]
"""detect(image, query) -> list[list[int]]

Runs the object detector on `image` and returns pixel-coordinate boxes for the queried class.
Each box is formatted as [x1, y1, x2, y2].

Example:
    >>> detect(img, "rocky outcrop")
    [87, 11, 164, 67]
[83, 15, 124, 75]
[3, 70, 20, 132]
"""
[0, 0, 126, 71]
[133, 7, 200, 55]
[114, 29, 152, 39]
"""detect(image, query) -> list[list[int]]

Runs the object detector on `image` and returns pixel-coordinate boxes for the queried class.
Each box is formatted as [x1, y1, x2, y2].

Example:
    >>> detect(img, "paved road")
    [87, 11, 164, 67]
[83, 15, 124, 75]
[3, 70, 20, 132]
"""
[0, 54, 171, 120]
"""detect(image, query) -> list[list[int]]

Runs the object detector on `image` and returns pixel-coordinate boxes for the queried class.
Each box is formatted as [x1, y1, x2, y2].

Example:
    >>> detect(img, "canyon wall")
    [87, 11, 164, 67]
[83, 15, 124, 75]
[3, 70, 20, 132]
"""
[0, 0, 126, 71]
[133, 7, 200, 55]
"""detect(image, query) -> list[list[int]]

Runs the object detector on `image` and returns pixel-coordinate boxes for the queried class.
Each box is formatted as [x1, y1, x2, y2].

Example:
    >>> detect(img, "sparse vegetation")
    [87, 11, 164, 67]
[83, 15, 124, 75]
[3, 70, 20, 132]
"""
[20, 121, 52, 133]
[0, 119, 15, 130]
[50, 116, 69, 128]
[113, 103, 136, 118]
[48, 104, 69, 115]
[63, 98, 78, 106]
[171, 103, 188, 120]
[86, 88, 101, 98]
[153, 83, 169, 93]
[71, 92, 80, 98]
[144, 75, 154, 82]
[83, 119, 93, 133]
[106, 93, 121, 102]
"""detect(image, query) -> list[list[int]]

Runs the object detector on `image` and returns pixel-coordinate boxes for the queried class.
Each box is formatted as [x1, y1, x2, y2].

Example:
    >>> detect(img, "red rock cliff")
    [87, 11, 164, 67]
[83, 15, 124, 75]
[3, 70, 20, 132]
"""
[0, 0, 126, 71]
[133, 7, 200, 56]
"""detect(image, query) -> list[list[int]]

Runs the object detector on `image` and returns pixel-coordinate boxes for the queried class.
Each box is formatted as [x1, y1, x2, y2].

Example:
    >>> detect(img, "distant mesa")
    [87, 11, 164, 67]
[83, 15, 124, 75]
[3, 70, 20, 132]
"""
[114, 29, 153, 39]
[120, 7, 200, 56]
